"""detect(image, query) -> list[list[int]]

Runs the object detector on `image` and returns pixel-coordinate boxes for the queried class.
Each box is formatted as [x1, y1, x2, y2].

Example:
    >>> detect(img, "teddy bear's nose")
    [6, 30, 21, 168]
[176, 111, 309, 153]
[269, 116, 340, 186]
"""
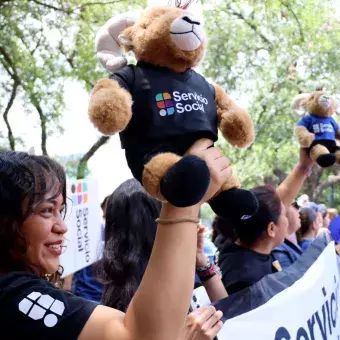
[182, 16, 201, 26]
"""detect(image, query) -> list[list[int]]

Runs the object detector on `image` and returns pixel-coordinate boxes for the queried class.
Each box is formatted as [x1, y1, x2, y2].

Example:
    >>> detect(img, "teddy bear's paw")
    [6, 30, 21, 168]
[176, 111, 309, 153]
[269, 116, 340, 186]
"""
[209, 188, 259, 220]
[317, 153, 336, 168]
[88, 86, 132, 135]
[300, 133, 315, 148]
[220, 113, 255, 148]
[160, 155, 210, 207]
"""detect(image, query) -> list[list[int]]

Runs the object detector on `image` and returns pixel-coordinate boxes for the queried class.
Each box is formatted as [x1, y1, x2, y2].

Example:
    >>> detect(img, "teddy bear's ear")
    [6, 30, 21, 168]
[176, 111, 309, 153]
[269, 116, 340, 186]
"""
[291, 93, 310, 115]
[333, 94, 340, 115]
[95, 12, 138, 72]
[118, 27, 134, 49]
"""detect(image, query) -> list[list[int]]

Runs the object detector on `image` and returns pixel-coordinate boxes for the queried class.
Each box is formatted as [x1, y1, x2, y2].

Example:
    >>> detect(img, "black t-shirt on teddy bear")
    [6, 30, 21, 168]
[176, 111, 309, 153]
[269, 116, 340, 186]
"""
[110, 62, 218, 150]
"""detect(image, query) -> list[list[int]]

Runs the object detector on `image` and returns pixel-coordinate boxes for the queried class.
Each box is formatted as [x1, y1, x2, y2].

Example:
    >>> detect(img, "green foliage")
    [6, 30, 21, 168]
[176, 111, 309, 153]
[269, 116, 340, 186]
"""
[203, 0, 340, 206]
[55, 154, 90, 179]
[0, 0, 146, 153]
[1, 0, 340, 208]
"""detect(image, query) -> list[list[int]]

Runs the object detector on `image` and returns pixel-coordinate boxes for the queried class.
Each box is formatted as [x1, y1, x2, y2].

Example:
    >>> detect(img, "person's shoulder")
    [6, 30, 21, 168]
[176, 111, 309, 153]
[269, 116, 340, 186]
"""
[110, 64, 135, 79]
[272, 243, 287, 253]
[0, 271, 45, 289]
[0, 271, 97, 339]
[298, 114, 312, 125]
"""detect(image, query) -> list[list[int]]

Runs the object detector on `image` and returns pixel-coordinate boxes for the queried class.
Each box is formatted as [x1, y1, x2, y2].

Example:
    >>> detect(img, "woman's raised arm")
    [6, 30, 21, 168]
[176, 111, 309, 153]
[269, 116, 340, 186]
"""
[79, 139, 231, 340]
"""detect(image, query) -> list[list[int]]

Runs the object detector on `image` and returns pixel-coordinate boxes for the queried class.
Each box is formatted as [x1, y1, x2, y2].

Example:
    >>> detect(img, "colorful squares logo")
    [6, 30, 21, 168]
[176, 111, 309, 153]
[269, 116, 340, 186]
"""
[155, 93, 175, 116]
[71, 182, 89, 206]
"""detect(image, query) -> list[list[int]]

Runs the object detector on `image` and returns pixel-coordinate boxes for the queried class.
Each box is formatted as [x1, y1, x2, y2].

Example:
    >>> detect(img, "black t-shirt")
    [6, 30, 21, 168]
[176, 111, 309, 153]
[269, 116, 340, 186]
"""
[218, 243, 275, 295]
[110, 62, 218, 150]
[0, 272, 97, 339]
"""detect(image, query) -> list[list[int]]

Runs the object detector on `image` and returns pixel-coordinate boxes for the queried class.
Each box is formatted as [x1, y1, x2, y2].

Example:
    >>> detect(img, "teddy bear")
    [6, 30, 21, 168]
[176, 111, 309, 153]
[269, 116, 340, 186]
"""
[292, 89, 340, 167]
[88, 4, 259, 219]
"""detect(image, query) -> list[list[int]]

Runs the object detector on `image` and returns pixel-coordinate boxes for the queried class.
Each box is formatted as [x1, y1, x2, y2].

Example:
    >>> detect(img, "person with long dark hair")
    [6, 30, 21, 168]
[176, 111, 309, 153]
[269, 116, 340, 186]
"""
[0, 139, 231, 340]
[100, 179, 161, 311]
[99, 178, 227, 338]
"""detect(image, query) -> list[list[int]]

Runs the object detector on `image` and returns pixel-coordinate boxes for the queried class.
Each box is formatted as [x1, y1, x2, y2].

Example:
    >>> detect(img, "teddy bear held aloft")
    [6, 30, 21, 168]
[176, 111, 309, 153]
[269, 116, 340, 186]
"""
[89, 5, 258, 219]
[293, 90, 340, 167]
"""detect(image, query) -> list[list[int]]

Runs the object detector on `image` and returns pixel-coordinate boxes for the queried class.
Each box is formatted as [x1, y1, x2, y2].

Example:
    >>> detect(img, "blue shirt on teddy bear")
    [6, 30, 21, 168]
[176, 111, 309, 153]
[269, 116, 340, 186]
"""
[297, 114, 339, 141]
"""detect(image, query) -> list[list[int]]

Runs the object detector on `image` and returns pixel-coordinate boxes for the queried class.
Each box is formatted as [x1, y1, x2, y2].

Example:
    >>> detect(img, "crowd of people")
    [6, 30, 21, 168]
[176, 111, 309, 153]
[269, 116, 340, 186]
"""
[0, 140, 339, 339]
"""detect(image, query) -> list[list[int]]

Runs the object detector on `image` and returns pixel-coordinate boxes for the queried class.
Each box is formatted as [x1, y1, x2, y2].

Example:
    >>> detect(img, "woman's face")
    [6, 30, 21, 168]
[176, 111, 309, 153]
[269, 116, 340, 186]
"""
[323, 213, 330, 229]
[316, 212, 324, 230]
[272, 203, 289, 247]
[21, 194, 67, 275]
[286, 206, 301, 234]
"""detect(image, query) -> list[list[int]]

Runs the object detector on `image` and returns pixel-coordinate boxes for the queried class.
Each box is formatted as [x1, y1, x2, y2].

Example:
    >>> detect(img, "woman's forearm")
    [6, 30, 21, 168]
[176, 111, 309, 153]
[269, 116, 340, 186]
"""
[201, 274, 228, 303]
[276, 163, 310, 208]
[125, 203, 200, 340]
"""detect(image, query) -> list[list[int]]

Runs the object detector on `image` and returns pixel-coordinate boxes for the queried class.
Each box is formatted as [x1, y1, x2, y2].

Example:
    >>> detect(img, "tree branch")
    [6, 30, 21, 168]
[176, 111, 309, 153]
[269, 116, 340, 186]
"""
[279, 0, 304, 42]
[77, 136, 110, 179]
[76, 0, 123, 10]
[0, 46, 19, 81]
[313, 173, 340, 201]
[227, 7, 273, 51]
[29, 93, 48, 156]
[29, 0, 123, 14]
[3, 80, 19, 150]
[1, 46, 50, 155]
[29, 0, 71, 14]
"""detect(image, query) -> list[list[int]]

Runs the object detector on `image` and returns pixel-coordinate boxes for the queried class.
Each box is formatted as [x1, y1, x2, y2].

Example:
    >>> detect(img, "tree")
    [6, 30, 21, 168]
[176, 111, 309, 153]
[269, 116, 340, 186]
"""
[0, 0, 145, 159]
[202, 0, 340, 209]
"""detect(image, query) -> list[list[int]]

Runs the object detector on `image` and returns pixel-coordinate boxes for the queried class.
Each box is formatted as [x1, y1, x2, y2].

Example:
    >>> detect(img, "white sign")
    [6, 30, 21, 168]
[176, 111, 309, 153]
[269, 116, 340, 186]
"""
[218, 242, 340, 340]
[60, 179, 103, 277]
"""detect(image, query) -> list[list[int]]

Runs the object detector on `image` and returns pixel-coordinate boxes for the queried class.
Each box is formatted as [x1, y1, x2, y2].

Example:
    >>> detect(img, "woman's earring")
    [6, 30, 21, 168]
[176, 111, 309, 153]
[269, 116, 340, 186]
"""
[44, 273, 52, 281]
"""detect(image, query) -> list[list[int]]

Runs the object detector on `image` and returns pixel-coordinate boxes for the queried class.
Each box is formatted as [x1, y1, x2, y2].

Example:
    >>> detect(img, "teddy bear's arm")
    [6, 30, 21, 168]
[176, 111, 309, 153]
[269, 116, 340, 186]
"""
[213, 84, 254, 148]
[88, 78, 133, 135]
[335, 126, 340, 140]
[294, 126, 315, 148]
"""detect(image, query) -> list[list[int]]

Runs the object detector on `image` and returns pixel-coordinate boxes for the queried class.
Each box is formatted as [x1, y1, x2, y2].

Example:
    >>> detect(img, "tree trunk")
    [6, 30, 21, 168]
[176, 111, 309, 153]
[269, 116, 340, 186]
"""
[29, 93, 48, 155]
[304, 167, 323, 201]
[3, 81, 18, 150]
[77, 136, 110, 179]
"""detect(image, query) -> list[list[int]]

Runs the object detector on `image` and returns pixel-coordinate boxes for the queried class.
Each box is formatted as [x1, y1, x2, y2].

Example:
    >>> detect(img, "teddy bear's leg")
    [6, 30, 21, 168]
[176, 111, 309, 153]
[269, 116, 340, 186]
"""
[310, 144, 335, 167]
[142, 153, 210, 207]
[209, 173, 259, 220]
[335, 148, 340, 164]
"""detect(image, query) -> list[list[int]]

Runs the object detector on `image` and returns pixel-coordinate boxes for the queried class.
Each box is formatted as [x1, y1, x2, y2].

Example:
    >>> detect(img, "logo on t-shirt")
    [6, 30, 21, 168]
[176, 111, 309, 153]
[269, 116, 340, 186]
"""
[18, 292, 65, 328]
[156, 92, 175, 116]
[155, 91, 209, 116]
[312, 123, 334, 134]
[71, 181, 88, 206]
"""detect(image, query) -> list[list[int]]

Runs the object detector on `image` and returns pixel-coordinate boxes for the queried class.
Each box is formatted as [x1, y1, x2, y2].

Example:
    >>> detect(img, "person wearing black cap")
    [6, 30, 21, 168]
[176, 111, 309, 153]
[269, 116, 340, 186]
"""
[218, 186, 289, 294]
[218, 148, 314, 294]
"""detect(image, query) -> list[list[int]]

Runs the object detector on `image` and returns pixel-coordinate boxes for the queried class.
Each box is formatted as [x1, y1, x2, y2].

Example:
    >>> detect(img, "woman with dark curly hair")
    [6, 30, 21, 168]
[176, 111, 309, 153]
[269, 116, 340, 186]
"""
[0, 139, 230, 340]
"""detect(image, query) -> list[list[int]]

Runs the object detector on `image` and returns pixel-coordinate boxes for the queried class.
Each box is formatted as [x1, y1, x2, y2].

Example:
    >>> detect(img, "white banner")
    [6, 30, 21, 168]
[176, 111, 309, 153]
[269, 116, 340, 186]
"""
[218, 242, 340, 340]
[60, 179, 103, 277]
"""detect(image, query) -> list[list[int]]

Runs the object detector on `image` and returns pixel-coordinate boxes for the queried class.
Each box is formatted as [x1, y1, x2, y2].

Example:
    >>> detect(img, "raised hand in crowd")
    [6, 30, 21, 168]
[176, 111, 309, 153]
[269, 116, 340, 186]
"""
[196, 224, 228, 302]
[179, 306, 223, 340]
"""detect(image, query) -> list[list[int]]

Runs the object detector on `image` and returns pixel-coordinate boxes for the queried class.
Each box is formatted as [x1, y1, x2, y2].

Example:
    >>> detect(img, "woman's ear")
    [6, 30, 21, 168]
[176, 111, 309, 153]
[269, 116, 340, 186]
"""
[267, 222, 276, 238]
[311, 221, 318, 231]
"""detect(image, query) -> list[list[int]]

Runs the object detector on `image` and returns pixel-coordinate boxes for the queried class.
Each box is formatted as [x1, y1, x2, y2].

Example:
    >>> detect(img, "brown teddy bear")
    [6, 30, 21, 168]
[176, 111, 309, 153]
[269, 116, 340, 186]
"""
[292, 89, 340, 167]
[88, 4, 258, 219]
